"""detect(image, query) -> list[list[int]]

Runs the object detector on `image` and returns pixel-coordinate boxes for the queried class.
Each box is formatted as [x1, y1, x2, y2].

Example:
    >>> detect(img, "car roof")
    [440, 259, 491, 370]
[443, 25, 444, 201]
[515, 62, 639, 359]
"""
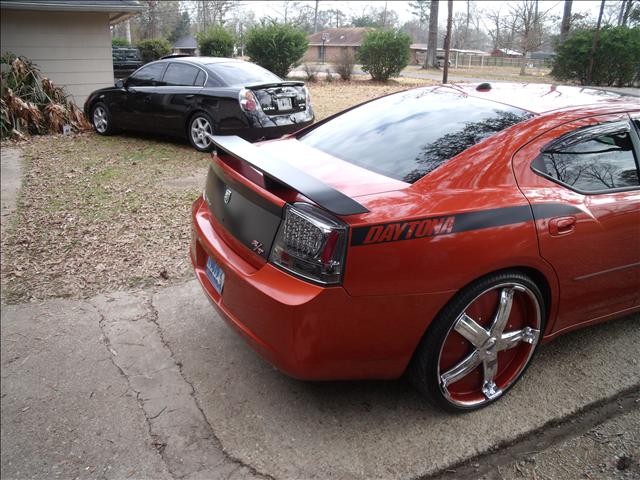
[451, 82, 639, 115]
[162, 56, 244, 65]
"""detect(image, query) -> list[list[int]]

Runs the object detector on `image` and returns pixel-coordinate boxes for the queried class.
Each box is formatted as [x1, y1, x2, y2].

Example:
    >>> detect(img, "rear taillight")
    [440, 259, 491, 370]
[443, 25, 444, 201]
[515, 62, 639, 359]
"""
[269, 203, 347, 285]
[304, 86, 311, 107]
[238, 88, 258, 112]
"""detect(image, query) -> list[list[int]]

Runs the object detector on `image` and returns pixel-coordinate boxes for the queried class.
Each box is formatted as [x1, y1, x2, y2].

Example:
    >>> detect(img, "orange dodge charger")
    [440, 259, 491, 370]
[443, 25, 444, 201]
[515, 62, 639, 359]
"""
[190, 83, 640, 411]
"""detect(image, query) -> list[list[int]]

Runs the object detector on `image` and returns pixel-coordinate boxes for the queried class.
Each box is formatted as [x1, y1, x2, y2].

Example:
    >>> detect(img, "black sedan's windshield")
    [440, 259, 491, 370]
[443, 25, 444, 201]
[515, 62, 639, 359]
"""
[208, 62, 281, 87]
[298, 88, 533, 183]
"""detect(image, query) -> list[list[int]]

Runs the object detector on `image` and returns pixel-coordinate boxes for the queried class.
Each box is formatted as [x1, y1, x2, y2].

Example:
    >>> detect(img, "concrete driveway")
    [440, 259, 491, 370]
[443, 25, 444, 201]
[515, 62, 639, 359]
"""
[2, 279, 639, 479]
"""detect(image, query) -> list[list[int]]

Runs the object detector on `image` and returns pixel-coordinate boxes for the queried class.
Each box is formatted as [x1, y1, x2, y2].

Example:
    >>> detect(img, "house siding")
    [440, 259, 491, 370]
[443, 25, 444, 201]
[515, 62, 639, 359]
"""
[1, 10, 114, 107]
[302, 46, 358, 63]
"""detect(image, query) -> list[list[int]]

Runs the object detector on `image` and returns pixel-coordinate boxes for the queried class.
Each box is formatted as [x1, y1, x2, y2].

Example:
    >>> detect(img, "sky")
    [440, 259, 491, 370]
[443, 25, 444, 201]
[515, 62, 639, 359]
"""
[238, 0, 608, 24]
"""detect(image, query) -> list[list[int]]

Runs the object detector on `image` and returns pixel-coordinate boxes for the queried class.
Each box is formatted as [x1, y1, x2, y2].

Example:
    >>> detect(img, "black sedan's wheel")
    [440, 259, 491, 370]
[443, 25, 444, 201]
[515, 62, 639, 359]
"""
[188, 113, 215, 152]
[408, 271, 545, 412]
[91, 102, 115, 135]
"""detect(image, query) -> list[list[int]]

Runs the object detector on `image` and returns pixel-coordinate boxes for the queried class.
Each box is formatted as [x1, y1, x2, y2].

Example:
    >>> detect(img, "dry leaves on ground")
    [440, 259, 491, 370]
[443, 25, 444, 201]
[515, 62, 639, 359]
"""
[1, 133, 208, 303]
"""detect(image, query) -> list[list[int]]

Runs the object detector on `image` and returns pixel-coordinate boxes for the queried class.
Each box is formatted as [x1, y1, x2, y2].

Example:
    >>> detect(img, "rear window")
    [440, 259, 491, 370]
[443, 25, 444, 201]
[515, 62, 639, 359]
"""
[207, 62, 281, 87]
[298, 89, 533, 183]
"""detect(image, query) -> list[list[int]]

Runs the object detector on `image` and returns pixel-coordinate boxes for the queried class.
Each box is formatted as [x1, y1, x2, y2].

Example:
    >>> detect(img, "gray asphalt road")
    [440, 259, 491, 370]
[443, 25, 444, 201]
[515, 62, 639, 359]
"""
[2, 280, 638, 479]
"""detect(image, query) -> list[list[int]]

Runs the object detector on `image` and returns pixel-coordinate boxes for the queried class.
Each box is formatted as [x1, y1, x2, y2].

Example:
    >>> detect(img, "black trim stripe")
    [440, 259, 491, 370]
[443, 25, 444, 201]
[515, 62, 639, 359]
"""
[350, 203, 582, 247]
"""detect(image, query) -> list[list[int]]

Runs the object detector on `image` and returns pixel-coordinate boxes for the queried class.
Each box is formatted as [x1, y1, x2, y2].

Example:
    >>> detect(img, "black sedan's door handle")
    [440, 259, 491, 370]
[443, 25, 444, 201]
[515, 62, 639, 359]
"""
[185, 94, 195, 99]
[143, 96, 151, 103]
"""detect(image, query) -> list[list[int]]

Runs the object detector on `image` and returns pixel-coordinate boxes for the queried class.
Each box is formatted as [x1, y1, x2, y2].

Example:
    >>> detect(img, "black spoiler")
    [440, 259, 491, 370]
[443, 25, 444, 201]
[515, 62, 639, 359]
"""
[207, 135, 369, 216]
[245, 81, 305, 89]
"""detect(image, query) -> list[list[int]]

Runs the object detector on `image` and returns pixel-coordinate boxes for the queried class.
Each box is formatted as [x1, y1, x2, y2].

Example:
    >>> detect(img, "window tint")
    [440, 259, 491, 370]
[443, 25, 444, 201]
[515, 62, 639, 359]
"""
[128, 63, 166, 86]
[298, 89, 532, 183]
[163, 63, 200, 86]
[194, 69, 205, 87]
[207, 62, 281, 87]
[534, 126, 640, 192]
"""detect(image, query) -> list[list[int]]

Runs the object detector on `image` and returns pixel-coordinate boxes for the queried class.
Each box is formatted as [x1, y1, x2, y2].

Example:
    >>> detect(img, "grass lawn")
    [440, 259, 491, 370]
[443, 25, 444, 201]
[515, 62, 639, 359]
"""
[402, 64, 553, 83]
[1, 76, 436, 303]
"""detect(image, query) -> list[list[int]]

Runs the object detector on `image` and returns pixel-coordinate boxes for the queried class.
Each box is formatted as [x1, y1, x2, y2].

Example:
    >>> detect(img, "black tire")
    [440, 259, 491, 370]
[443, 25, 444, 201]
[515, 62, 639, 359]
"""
[187, 112, 216, 152]
[91, 102, 116, 135]
[407, 270, 546, 413]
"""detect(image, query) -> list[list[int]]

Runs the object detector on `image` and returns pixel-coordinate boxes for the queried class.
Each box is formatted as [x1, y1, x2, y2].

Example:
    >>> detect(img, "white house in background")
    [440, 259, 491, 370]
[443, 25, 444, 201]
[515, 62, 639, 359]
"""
[0, 0, 143, 107]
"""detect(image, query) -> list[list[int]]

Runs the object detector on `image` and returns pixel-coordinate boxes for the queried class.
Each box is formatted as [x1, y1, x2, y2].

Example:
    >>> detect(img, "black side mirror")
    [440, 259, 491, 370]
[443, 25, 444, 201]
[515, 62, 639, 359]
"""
[115, 79, 125, 89]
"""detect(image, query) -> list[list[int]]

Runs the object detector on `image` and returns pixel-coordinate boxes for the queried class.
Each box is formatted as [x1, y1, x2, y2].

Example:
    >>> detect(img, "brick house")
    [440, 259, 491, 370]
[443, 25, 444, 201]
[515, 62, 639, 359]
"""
[303, 27, 371, 63]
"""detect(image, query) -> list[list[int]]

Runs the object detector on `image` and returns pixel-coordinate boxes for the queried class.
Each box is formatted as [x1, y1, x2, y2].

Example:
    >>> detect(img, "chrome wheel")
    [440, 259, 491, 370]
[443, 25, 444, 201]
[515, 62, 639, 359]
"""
[93, 106, 108, 133]
[190, 116, 213, 150]
[437, 282, 541, 408]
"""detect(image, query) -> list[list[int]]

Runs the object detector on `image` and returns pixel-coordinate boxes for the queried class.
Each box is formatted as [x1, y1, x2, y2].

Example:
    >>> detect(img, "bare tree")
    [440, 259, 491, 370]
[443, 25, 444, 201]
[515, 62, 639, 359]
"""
[424, 0, 439, 68]
[560, 0, 572, 42]
[621, 0, 636, 26]
[510, 0, 551, 76]
[313, 0, 319, 32]
[485, 8, 518, 52]
[409, 0, 430, 40]
[587, 0, 606, 85]
[463, 0, 470, 49]
[443, 0, 453, 83]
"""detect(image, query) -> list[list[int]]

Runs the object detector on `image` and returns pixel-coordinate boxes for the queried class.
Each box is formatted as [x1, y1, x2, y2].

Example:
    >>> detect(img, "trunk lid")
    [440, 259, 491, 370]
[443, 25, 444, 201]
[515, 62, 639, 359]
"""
[247, 81, 308, 116]
[203, 136, 408, 266]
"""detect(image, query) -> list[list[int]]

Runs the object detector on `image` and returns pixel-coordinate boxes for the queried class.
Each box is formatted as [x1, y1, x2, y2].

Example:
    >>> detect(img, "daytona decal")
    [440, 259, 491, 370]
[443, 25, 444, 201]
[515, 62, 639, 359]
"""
[350, 204, 581, 246]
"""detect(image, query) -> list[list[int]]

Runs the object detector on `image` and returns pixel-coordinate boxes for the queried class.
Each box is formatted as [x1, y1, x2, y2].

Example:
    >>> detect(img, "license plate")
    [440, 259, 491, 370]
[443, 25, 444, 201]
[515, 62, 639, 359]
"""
[205, 257, 225, 295]
[276, 97, 292, 110]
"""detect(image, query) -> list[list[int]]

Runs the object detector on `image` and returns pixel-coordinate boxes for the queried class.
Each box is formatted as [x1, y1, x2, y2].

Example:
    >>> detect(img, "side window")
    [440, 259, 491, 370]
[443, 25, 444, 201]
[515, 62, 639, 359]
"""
[128, 63, 167, 87]
[194, 69, 206, 87]
[163, 63, 200, 86]
[533, 123, 640, 193]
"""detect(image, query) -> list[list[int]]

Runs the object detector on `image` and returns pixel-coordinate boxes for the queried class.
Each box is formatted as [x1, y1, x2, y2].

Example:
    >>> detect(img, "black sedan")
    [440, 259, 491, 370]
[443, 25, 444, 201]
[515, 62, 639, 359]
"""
[84, 57, 314, 151]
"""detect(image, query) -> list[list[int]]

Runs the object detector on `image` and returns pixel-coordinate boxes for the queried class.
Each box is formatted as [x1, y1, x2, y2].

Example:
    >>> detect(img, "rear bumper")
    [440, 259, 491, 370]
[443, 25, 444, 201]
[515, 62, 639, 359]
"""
[191, 196, 453, 380]
[222, 120, 313, 142]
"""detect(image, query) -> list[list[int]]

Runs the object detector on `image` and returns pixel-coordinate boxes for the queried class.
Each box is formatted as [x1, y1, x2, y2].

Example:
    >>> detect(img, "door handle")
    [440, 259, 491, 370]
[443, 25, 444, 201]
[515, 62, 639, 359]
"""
[185, 94, 195, 99]
[143, 96, 151, 103]
[549, 216, 576, 236]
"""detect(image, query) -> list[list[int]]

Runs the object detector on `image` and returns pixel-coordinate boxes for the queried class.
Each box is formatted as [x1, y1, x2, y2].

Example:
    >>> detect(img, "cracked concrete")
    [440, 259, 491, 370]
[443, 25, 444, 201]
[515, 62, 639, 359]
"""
[90, 291, 265, 480]
[0, 298, 171, 480]
[2, 280, 639, 479]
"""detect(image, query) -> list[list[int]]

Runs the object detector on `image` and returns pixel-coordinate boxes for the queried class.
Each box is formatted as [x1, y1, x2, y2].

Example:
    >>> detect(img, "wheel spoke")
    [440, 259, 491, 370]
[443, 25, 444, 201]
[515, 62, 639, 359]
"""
[497, 327, 540, 351]
[482, 379, 501, 400]
[441, 350, 481, 387]
[490, 287, 515, 336]
[454, 314, 489, 348]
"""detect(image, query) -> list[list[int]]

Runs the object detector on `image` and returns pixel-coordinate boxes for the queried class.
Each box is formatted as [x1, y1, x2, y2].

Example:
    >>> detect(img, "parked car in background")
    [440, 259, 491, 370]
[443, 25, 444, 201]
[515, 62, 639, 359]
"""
[85, 57, 314, 151]
[190, 83, 639, 412]
[112, 47, 142, 77]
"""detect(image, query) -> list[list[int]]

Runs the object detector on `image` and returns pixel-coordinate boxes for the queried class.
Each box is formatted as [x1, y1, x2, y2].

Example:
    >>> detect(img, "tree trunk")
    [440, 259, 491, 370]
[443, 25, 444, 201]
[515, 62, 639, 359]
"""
[560, 0, 572, 42]
[313, 0, 319, 33]
[617, 0, 627, 26]
[519, 52, 527, 76]
[463, 0, 470, 49]
[443, 0, 453, 83]
[622, 0, 634, 26]
[424, 0, 439, 69]
[587, 0, 606, 85]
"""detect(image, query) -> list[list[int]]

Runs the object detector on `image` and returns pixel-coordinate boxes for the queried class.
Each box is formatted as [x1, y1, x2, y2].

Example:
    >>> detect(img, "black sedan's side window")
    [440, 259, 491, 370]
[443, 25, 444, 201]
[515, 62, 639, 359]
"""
[128, 63, 167, 87]
[194, 70, 206, 87]
[163, 63, 201, 86]
[532, 122, 640, 193]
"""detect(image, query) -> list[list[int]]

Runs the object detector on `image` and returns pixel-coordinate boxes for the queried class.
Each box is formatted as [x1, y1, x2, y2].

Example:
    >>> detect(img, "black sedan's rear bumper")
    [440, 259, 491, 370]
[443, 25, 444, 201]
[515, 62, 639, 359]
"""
[220, 118, 314, 142]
